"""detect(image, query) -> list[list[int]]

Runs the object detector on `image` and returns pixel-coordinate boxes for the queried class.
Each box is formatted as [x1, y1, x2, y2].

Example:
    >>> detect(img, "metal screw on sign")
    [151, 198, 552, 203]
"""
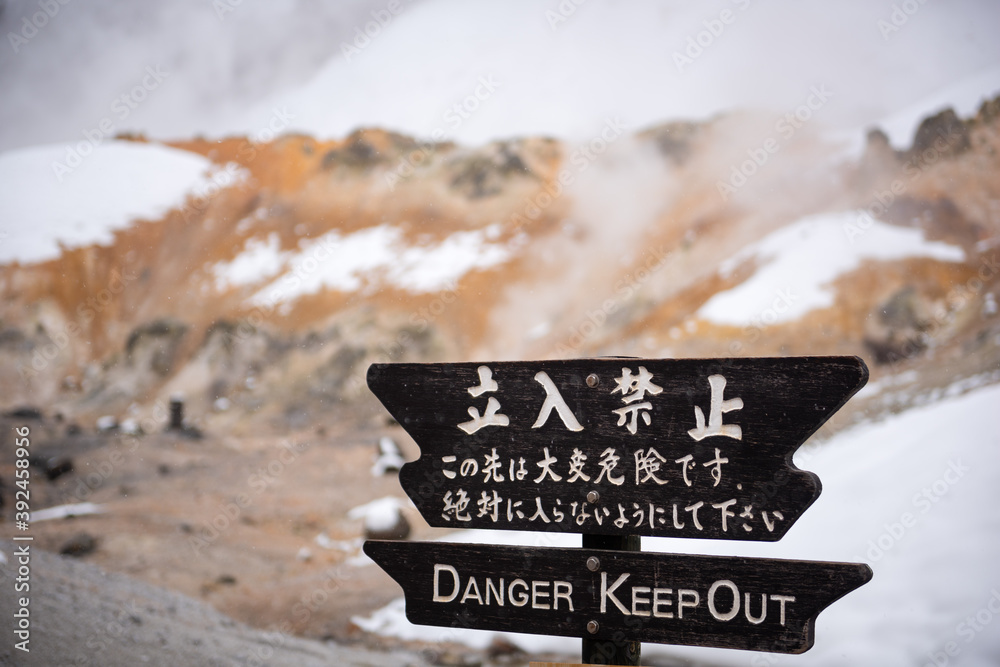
[587, 620, 600, 634]
[586, 373, 600, 387]
[586, 556, 601, 572]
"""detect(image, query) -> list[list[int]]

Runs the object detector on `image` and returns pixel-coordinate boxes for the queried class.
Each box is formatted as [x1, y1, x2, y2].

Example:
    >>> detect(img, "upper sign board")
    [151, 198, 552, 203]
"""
[367, 356, 867, 541]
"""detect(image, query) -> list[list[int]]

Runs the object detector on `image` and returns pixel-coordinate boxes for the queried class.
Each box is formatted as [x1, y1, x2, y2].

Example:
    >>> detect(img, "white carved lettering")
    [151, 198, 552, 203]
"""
[531, 580, 550, 609]
[688, 374, 743, 441]
[600, 571, 631, 614]
[631, 586, 651, 617]
[678, 589, 700, 618]
[509, 579, 529, 606]
[708, 579, 740, 621]
[653, 588, 674, 618]
[770, 594, 795, 626]
[532, 371, 584, 431]
[433, 564, 459, 602]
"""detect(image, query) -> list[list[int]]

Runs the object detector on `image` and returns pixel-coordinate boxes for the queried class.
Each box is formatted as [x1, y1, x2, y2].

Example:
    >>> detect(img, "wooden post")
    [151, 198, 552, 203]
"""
[582, 534, 641, 666]
[169, 394, 184, 430]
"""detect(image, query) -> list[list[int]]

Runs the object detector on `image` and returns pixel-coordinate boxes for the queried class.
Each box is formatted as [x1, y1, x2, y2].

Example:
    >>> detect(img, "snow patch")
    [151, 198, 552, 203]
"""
[347, 496, 406, 533]
[0, 141, 217, 265]
[245, 225, 508, 303]
[212, 233, 289, 290]
[697, 211, 966, 327]
[31, 502, 105, 522]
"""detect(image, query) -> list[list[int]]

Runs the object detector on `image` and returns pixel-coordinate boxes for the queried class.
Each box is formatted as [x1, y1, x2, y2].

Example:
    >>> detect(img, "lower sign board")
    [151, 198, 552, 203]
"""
[364, 540, 872, 654]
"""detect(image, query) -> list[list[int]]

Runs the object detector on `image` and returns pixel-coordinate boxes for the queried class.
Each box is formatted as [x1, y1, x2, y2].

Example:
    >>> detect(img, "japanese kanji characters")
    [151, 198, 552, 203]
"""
[436, 363, 786, 537]
[611, 366, 663, 434]
[458, 366, 510, 434]
[458, 366, 584, 433]
[688, 374, 744, 441]
[455, 367, 746, 444]
[442, 446, 732, 489]
[634, 447, 669, 485]
[532, 371, 584, 431]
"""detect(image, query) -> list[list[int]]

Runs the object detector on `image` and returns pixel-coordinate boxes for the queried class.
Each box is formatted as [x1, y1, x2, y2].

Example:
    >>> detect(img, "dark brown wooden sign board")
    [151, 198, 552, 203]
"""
[367, 357, 867, 541]
[365, 541, 872, 654]
[364, 356, 872, 661]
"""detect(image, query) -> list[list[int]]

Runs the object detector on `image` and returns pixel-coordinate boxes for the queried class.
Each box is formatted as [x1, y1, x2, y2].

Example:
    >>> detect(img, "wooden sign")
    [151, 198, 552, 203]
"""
[364, 540, 872, 654]
[367, 357, 867, 541]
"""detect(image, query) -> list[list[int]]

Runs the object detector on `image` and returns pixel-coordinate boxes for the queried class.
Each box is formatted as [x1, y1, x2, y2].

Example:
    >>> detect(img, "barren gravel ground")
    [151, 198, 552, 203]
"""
[0, 538, 439, 667]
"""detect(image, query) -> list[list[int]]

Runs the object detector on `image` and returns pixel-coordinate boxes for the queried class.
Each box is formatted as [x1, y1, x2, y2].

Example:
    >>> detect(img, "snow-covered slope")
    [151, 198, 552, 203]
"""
[0, 141, 224, 264]
[697, 211, 967, 327]
[354, 379, 1000, 666]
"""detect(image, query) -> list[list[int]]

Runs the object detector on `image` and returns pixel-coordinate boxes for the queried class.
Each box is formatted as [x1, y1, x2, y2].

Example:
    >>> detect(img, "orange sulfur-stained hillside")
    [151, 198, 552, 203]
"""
[2, 101, 999, 435]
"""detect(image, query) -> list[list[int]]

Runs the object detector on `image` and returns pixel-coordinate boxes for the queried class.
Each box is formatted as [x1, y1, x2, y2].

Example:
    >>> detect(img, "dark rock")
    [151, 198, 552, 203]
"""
[60, 533, 97, 557]
[864, 334, 926, 366]
[125, 318, 188, 376]
[449, 141, 533, 198]
[41, 455, 74, 481]
[879, 286, 927, 331]
[486, 636, 523, 659]
[28, 454, 74, 480]
[640, 120, 702, 165]
[4, 406, 43, 420]
[908, 108, 970, 158]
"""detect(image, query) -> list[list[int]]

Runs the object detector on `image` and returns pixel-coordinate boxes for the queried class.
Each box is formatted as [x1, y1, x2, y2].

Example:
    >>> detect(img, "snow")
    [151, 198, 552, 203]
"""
[697, 211, 966, 327]
[0, 141, 217, 265]
[212, 233, 289, 290]
[348, 496, 407, 533]
[4, 2, 997, 152]
[231, 225, 509, 303]
[371, 436, 406, 476]
[31, 502, 105, 522]
[353, 381, 1000, 665]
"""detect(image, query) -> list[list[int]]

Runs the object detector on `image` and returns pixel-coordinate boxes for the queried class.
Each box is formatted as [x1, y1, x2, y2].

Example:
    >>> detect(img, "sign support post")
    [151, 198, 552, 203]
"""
[581, 533, 641, 665]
